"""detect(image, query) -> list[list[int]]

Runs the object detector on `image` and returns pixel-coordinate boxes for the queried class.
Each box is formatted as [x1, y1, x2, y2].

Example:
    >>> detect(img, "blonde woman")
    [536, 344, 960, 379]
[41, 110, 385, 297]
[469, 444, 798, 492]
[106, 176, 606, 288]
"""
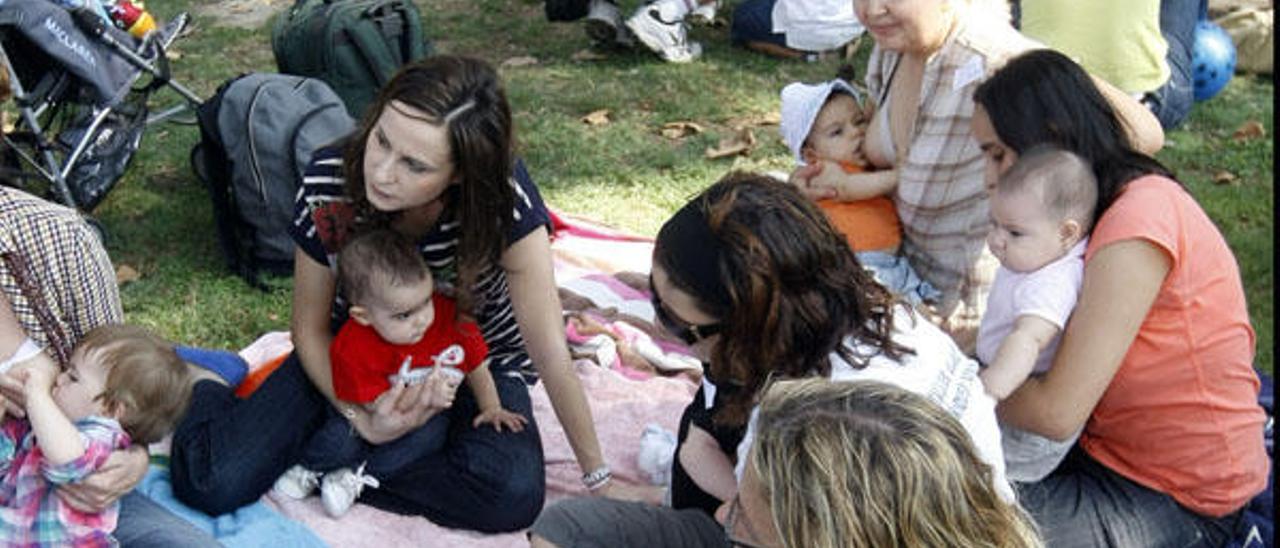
[735, 378, 1042, 548]
[532, 377, 1041, 548]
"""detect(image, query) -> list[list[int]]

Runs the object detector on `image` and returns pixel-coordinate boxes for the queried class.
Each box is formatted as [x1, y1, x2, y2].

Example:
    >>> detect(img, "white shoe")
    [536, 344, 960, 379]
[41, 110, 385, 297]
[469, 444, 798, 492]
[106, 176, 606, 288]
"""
[585, 0, 634, 48]
[688, 1, 717, 25]
[625, 3, 703, 63]
[272, 465, 321, 499]
[320, 464, 380, 518]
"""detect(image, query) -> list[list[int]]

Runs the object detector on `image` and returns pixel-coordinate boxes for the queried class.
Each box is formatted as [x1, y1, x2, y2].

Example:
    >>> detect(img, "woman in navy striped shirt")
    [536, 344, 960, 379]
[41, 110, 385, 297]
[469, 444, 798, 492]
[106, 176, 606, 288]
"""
[168, 55, 613, 532]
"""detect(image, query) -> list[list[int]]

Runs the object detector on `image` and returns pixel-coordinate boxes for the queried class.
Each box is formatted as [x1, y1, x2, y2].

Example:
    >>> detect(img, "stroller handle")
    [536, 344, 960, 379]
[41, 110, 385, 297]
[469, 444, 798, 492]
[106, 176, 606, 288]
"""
[67, 7, 201, 106]
[68, 7, 111, 39]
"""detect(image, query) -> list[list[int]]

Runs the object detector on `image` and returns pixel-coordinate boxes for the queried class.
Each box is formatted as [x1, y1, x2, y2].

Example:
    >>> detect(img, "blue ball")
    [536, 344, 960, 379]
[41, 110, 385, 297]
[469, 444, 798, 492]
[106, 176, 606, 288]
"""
[1191, 20, 1237, 102]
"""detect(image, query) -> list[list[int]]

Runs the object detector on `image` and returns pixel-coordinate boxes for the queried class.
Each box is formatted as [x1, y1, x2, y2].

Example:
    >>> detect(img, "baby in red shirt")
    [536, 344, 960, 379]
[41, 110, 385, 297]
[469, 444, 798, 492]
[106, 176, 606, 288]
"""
[272, 229, 525, 517]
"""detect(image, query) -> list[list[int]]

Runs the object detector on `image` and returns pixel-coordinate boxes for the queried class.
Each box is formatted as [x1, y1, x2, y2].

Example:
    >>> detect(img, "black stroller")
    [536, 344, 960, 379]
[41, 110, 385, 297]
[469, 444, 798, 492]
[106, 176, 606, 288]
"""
[0, 0, 200, 212]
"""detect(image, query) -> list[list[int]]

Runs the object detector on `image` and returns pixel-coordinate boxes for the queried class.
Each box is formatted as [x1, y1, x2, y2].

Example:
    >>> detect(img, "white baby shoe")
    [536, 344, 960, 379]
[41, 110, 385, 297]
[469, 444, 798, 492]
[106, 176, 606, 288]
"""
[320, 463, 380, 518]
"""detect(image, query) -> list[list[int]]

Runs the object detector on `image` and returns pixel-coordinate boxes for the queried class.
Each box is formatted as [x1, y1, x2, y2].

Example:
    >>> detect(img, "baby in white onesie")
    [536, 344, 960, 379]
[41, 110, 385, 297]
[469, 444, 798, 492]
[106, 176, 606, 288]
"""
[976, 145, 1098, 483]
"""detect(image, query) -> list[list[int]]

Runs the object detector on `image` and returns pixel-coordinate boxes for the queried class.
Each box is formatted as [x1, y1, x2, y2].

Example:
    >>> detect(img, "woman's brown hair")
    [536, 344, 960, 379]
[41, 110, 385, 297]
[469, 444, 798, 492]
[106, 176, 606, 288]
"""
[342, 55, 514, 312]
[655, 172, 912, 426]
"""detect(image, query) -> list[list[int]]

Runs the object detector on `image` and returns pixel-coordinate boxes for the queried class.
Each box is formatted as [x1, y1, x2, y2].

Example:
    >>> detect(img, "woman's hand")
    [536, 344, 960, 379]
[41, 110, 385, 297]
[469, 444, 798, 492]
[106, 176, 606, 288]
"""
[353, 370, 452, 445]
[57, 445, 149, 512]
[472, 406, 528, 432]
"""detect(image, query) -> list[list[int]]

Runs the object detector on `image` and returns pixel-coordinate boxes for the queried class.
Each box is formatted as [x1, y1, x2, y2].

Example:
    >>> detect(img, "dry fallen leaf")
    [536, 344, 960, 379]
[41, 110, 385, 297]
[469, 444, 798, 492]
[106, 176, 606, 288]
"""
[756, 111, 782, 126]
[571, 49, 608, 62]
[1231, 120, 1266, 142]
[501, 56, 539, 68]
[726, 112, 783, 131]
[1212, 170, 1238, 185]
[705, 128, 757, 159]
[116, 264, 141, 284]
[581, 109, 611, 126]
[660, 121, 705, 140]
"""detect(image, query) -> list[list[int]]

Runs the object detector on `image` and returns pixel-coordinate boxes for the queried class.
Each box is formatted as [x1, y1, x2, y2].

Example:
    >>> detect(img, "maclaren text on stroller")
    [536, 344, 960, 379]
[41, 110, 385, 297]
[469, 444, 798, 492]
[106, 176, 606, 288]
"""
[0, 0, 201, 213]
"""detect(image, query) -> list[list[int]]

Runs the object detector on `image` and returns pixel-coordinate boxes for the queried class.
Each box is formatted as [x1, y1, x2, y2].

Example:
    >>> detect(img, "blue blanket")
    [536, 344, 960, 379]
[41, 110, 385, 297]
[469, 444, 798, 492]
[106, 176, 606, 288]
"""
[137, 467, 324, 547]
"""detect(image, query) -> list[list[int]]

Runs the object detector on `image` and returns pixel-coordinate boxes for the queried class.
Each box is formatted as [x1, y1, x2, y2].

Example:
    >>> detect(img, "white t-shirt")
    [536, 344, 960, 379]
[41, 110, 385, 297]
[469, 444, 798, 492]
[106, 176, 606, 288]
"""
[734, 307, 1015, 502]
[771, 0, 865, 52]
[976, 239, 1087, 374]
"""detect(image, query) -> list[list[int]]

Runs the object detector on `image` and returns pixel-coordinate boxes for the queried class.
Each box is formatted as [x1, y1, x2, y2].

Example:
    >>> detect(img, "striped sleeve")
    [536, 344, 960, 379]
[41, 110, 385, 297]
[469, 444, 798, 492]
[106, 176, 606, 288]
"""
[289, 146, 354, 268]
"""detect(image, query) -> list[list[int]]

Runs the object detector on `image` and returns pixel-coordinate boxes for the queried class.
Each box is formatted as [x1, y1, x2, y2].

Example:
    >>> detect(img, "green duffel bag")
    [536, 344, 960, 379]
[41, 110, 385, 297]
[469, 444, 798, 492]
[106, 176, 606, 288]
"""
[272, 0, 432, 118]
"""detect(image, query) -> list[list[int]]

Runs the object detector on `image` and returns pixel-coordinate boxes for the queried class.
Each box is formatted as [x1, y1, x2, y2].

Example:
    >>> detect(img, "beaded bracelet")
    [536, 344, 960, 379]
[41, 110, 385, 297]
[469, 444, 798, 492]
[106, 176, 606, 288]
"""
[582, 465, 612, 491]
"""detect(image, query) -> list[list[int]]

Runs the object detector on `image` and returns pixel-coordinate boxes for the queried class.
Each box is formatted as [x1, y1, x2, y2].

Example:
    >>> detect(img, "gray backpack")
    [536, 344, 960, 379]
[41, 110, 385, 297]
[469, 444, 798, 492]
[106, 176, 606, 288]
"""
[191, 73, 354, 287]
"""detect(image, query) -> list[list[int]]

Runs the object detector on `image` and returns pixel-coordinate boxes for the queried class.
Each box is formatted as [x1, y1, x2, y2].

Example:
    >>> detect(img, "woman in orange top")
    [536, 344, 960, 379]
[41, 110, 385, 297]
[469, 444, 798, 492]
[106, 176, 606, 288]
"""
[971, 49, 1268, 546]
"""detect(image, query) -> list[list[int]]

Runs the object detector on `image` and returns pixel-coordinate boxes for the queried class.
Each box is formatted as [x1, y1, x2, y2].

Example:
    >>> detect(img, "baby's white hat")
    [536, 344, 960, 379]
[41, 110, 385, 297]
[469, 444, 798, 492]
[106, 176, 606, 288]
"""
[779, 78, 861, 165]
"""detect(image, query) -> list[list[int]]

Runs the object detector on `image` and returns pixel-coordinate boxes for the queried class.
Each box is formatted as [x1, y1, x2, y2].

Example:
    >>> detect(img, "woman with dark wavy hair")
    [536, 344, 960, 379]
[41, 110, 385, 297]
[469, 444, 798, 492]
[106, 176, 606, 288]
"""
[971, 49, 1268, 546]
[166, 55, 613, 532]
[530, 172, 1010, 547]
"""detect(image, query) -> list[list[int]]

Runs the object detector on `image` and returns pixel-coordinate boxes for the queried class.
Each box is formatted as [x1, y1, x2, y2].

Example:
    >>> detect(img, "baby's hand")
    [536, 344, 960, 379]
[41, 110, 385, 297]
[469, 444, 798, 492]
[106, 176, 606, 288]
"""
[472, 406, 528, 433]
[21, 364, 56, 394]
[423, 367, 461, 410]
[788, 163, 837, 200]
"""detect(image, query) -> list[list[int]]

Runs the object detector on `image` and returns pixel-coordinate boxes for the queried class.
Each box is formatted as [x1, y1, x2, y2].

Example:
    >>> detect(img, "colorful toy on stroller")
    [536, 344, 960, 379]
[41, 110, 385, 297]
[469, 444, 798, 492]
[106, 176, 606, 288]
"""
[0, 0, 201, 212]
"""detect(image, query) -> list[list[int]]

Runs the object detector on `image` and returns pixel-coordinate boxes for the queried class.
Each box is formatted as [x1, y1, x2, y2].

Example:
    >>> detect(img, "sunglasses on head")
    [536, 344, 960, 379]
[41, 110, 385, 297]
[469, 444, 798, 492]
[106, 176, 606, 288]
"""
[649, 274, 723, 345]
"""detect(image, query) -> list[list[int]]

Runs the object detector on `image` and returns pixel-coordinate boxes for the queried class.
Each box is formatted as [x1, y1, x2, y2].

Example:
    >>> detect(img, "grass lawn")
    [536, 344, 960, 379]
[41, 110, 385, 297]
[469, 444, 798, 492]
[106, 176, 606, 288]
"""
[74, 0, 1272, 372]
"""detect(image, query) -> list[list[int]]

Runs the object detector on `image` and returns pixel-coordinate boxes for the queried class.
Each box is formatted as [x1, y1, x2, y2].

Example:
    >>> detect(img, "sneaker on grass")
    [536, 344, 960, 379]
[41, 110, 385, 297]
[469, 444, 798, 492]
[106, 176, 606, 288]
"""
[688, 0, 717, 25]
[320, 464, 380, 518]
[272, 465, 321, 500]
[585, 0, 634, 48]
[625, 3, 703, 63]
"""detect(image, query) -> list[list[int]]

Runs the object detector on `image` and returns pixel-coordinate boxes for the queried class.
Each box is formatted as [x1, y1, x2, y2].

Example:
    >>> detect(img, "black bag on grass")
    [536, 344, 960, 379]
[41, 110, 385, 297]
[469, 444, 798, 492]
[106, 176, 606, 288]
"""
[271, 0, 432, 118]
[190, 73, 354, 287]
[545, 0, 590, 21]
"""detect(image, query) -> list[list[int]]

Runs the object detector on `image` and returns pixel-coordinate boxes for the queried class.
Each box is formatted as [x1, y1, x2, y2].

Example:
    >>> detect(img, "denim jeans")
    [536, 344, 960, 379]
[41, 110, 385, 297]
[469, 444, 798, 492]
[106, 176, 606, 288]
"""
[358, 370, 546, 533]
[300, 407, 449, 479]
[1016, 445, 1243, 547]
[169, 352, 546, 532]
[730, 0, 788, 47]
[1145, 0, 1200, 130]
[116, 491, 220, 547]
[170, 352, 327, 516]
[857, 250, 942, 308]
